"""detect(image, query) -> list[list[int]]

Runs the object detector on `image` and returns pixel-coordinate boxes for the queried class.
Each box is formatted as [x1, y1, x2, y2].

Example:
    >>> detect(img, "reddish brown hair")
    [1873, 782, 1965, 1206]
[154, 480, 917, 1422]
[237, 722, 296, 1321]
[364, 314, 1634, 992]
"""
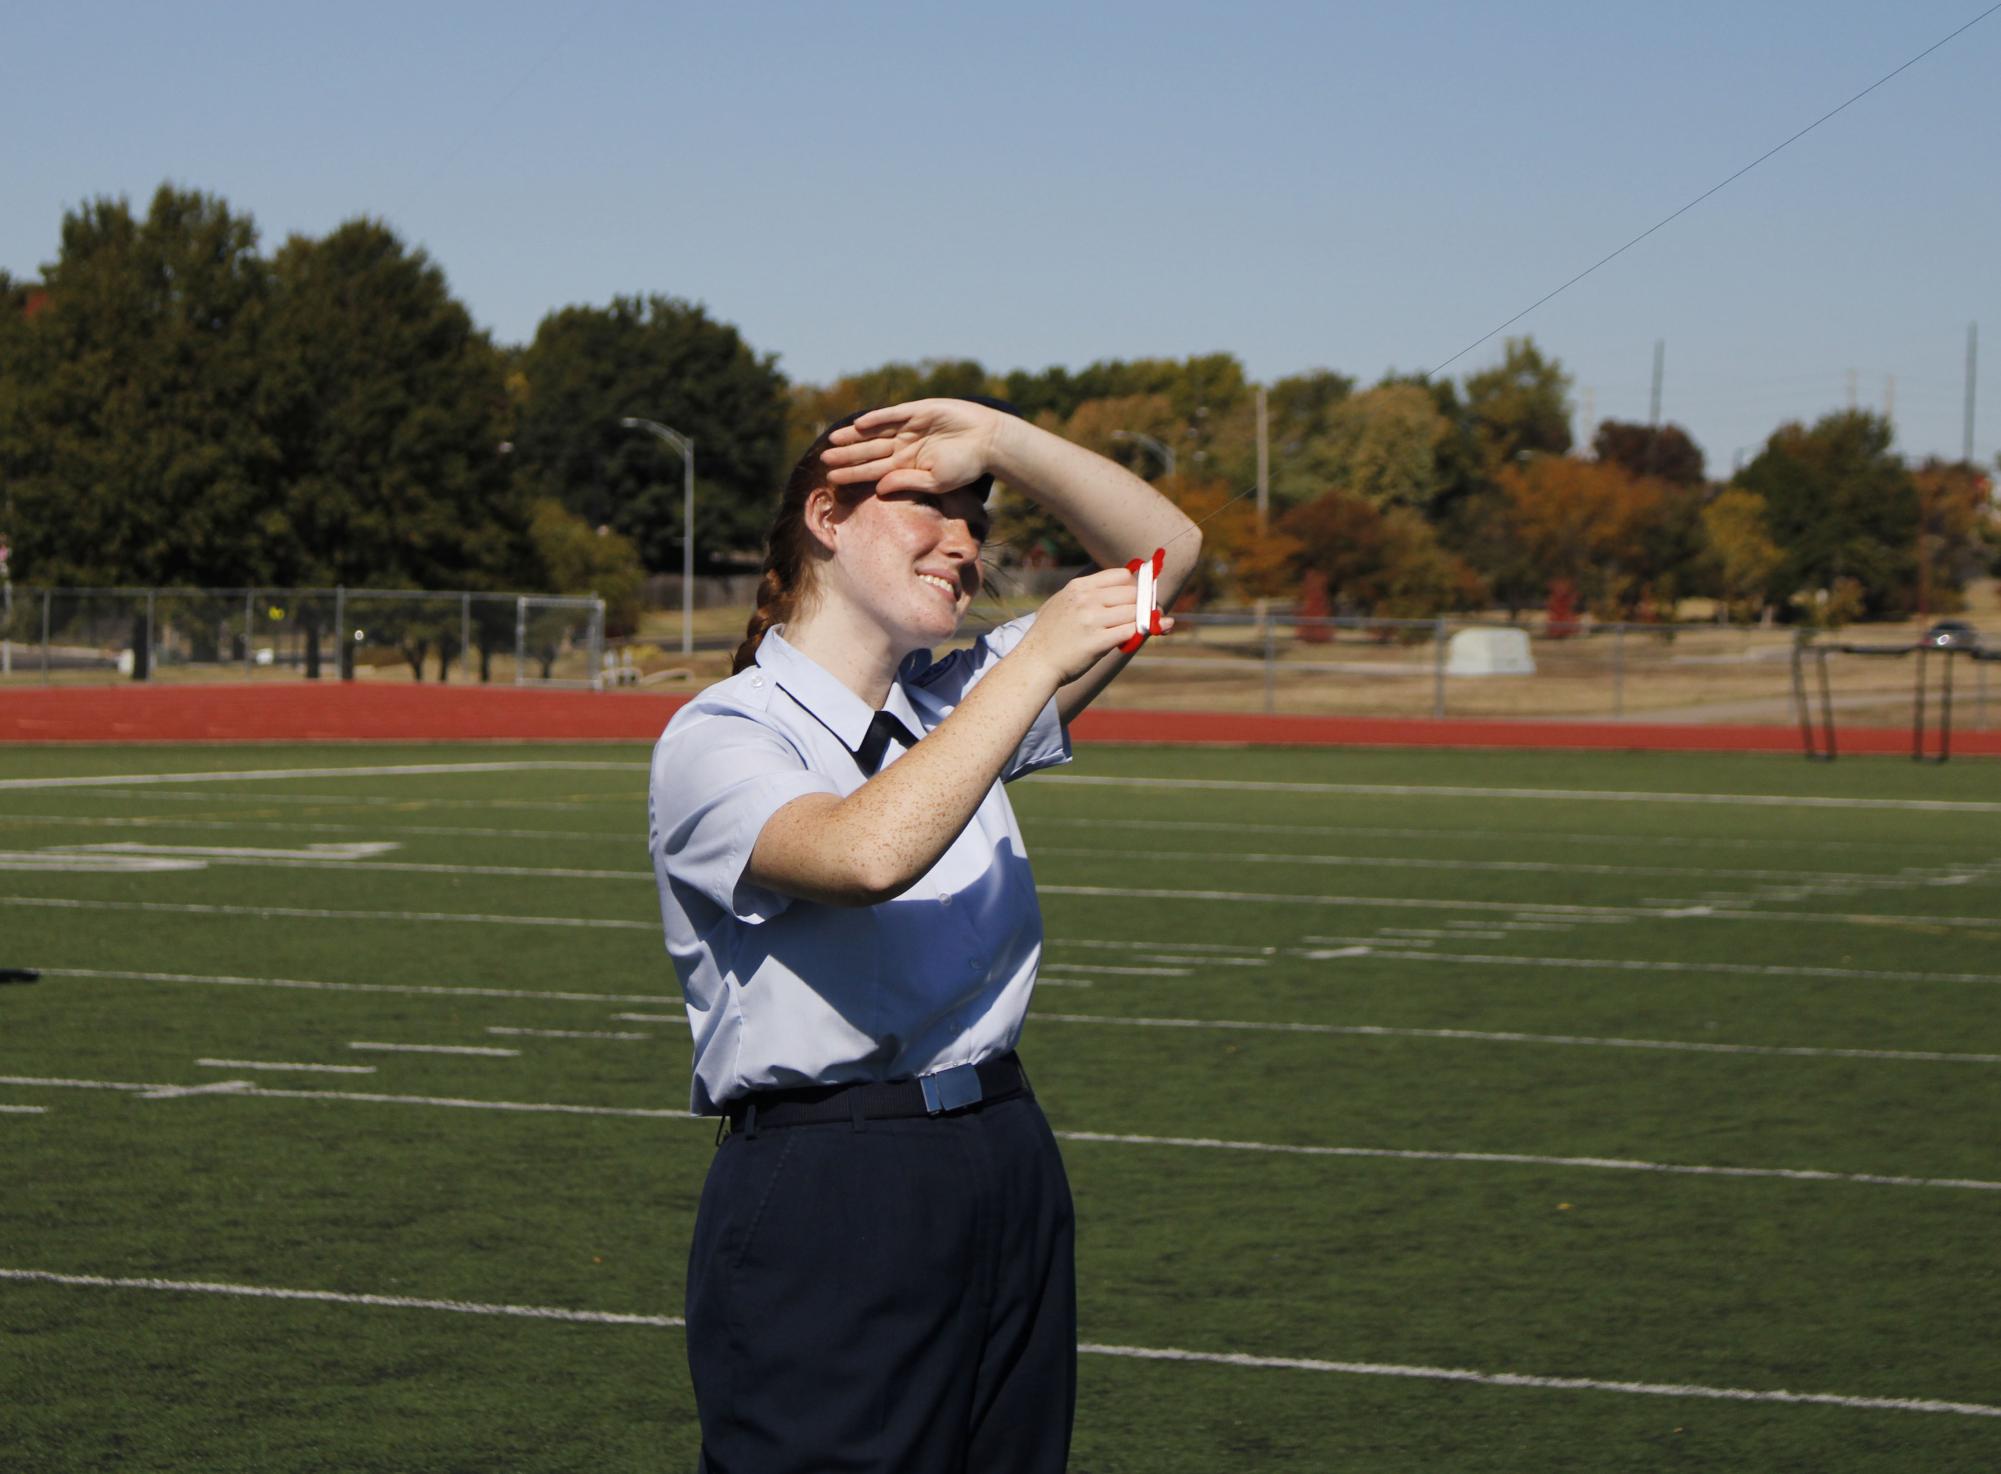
[731, 414, 865, 674]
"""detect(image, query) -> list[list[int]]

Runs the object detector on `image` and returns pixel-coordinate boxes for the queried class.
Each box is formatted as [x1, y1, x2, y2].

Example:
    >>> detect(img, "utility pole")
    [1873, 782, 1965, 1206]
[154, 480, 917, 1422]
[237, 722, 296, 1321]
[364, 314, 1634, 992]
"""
[1255, 386, 1269, 534]
[1648, 340, 1664, 427]
[1966, 322, 1979, 464]
[1846, 368, 1858, 410]
[1884, 374, 1896, 425]
[620, 417, 696, 655]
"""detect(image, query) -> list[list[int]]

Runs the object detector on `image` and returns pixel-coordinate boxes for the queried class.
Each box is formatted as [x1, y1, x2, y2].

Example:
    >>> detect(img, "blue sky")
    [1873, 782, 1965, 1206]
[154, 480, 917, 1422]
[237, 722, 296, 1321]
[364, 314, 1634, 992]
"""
[6, 0, 1997, 474]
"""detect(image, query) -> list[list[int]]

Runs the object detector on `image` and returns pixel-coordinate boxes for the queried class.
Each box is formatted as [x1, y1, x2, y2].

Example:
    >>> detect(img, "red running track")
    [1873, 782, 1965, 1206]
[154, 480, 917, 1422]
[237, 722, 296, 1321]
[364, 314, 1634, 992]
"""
[3, 681, 1997, 755]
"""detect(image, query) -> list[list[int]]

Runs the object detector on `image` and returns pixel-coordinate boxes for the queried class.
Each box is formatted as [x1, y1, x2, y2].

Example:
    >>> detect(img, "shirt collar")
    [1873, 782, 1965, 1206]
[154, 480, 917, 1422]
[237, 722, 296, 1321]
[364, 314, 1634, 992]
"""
[757, 627, 926, 753]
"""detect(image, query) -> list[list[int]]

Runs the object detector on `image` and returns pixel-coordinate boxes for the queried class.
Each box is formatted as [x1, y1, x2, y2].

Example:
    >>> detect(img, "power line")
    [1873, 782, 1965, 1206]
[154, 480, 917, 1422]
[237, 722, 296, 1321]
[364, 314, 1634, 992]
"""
[1423, 2, 2001, 380]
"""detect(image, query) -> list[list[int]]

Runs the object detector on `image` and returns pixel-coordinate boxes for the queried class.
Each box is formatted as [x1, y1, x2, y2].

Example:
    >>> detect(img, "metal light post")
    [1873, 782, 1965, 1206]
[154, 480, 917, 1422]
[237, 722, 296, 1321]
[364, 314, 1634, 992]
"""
[1111, 430, 1175, 479]
[619, 417, 696, 655]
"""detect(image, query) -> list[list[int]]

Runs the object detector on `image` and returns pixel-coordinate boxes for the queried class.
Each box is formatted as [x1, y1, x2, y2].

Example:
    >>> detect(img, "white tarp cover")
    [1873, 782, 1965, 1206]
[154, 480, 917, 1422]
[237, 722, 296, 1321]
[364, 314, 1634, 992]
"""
[1445, 626, 1536, 676]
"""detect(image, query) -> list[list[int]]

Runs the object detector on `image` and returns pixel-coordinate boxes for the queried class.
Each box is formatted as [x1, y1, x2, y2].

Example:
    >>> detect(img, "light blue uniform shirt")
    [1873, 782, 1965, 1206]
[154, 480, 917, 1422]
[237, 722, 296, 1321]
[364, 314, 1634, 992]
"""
[648, 617, 1071, 1114]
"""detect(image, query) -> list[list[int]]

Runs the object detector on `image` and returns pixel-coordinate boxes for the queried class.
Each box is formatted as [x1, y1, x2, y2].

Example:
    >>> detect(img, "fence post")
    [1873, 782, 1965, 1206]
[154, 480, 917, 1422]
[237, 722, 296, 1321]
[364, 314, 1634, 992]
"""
[335, 585, 351, 681]
[590, 598, 606, 692]
[41, 587, 51, 684]
[1433, 619, 1448, 719]
[244, 588, 256, 678]
[461, 592, 472, 684]
[515, 597, 528, 686]
[144, 589, 156, 682]
[1613, 624, 1626, 718]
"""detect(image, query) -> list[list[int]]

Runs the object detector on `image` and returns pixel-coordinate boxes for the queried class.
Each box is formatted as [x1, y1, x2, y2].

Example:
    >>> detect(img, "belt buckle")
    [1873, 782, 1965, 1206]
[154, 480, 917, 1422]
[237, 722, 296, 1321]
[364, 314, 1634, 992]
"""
[919, 1062, 983, 1115]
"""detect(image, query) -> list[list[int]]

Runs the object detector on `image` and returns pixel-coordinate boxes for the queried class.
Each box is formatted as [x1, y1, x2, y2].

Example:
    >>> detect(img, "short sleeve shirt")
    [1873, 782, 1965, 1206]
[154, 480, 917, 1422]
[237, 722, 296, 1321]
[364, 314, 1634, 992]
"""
[648, 616, 1071, 1114]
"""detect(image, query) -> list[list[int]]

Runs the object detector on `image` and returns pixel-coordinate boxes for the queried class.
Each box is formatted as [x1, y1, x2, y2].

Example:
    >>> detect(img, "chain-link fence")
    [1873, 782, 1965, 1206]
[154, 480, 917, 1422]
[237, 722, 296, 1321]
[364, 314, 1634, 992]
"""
[0, 587, 606, 689]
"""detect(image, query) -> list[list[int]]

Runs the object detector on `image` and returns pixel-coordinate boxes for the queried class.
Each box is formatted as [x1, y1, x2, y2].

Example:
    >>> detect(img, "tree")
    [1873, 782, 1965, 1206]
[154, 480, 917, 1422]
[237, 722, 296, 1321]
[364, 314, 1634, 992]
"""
[1911, 459, 1999, 615]
[0, 186, 277, 589]
[528, 498, 646, 636]
[1700, 488, 1782, 620]
[1318, 383, 1450, 512]
[1593, 419, 1706, 485]
[512, 296, 788, 571]
[1278, 489, 1482, 618]
[1736, 411, 1917, 615]
[1464, 337, 1573, 468]
[261, 219, 521, 593]
[1491, 457, 1701, 618]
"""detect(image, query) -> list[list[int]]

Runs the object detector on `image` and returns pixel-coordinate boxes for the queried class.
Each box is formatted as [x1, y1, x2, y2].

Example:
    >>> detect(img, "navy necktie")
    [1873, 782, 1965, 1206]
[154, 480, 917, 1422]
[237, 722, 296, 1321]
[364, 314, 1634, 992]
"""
[853, 710, 920, 776]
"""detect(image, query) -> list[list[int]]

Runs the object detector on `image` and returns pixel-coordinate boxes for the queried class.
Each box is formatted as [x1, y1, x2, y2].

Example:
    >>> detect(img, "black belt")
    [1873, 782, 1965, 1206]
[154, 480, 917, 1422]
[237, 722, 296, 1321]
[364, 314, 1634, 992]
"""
[724, 1052, 1028, 1133]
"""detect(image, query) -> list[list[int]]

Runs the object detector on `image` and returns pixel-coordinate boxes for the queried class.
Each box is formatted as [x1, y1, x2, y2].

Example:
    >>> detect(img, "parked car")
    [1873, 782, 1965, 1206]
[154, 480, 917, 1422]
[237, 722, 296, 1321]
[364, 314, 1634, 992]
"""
[1923, 619, 1981, 650]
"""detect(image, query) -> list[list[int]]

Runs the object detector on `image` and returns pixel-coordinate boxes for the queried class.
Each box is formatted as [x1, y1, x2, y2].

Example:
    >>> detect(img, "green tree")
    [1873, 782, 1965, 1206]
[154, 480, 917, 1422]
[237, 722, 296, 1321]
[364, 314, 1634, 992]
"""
[1592, 419, 1706, 485]
[0, 186, 277, 588]
[527, 498, 646, 635]
[511, 296, 788, 571]
[1700, 487, 1783, 620]
[1464, 336, 1573, 468]
[1736, 411, 1917, 614]
[261, 219, 520, 592]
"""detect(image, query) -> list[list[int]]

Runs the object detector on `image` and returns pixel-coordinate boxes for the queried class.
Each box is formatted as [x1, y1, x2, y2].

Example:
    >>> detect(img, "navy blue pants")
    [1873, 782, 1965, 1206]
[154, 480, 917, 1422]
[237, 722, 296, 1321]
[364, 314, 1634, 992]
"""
[686, 1091, 1077, 1473]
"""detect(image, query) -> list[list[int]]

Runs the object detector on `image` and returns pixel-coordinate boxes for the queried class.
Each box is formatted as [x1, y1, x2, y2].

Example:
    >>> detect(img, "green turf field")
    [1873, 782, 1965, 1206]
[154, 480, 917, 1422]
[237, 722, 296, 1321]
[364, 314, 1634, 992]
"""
[3, 740, 1999, 1472]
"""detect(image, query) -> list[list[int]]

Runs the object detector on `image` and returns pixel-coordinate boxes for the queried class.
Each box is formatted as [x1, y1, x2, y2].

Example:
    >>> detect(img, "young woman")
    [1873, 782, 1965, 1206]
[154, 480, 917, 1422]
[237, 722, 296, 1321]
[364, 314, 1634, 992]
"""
[648, 396, 1198, 1472]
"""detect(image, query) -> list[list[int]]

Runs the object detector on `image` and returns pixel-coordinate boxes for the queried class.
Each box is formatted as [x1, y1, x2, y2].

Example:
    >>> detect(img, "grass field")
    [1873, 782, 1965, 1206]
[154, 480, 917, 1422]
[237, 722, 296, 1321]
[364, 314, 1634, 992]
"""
[3, 740, 2000, 1472]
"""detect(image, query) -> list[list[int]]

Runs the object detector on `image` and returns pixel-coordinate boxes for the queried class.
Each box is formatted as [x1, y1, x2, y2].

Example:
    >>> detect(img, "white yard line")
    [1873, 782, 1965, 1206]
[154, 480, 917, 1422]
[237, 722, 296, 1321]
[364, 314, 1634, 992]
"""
[485, 1027, 650, 1041]
[1036, 886, 2001, 934]
[0, 1269, 680, 1327]
[196, 1059, 378, 1075]
[0, 1104, 48, 1114]
[1040, 963, 1191, 978]
[1025, 814, 1978, 857]
[28, 788, 620, 813]
[0, 814, 629, 843]
[2, 1266, 1992, 1418]
[41, 965, 675, 1006]
[1053, 1130, 2001, 1193]
[1031, 1011, 2001, 1065]
[1030, 774, 2001, 815]
[2, 1073, 1991, 1190]
[0, 897, 657, 930]
[349, 1042, 521, 1058]
[0, 761, 639, 792]
[610, 1013, 689, 1024]
[1038, 845, 1994, 888]
[1317, 947, 2001, 989]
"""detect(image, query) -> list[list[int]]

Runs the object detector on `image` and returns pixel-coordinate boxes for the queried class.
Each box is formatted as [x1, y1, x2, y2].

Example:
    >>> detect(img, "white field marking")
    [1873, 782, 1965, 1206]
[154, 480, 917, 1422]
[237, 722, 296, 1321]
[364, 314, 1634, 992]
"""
[139, 1081, 253, 1101]
[0, 850, 208, 874]
[0, 897, 656, 931]
[1030, 1010, 2001, 1066]
[1302, 946, 1373, 960]
[0, 813, 630, 844]
[2, 1268, 1990, 1421]
[1053, 1131, 2001, 1193]
[1074, 1340, 2001, 1420]
[1031, 977, 1095, 988]
[1029, 774, 2001, 815]
[1049, 938, 1280, 957]
[0, 1269, 682, 1328]
[485, 1027, 650, 1041]
[0, 1105, 49, 1114]
[1133, 954, 1272, 968]
[1314, 947, 2001, 989]
[349, 1042, 521, 1058]
[0, 760, 639, 792]
[1040, 887, 2001, 935]
[1038, 844, 1996, 889]
[111, 854, 651, 881]
[611, 1012, 691, 1025]
[60, 841, 401, 862]
[196, 1059, 378, 1075]
[8, 1071, 1998, 1191]
[0, 1074, 696, 1120]
[41, 965, 677, 1007]
[1025, 813, 1986, 858]
[44, 787, 619, 813]
[1039, 962, 1191, 978]
[1379, 928, 1461, 939]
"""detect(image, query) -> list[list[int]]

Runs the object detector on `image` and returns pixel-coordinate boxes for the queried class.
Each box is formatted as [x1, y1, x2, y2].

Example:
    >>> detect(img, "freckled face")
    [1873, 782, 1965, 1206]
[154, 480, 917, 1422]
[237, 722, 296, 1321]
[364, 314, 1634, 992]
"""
[829, 486, 989, 650]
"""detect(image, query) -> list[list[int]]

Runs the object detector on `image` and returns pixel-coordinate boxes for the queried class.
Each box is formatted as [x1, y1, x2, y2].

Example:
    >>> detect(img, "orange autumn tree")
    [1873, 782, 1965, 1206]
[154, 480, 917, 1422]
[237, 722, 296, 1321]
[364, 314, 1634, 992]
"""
[1495, 456, 1700, 618]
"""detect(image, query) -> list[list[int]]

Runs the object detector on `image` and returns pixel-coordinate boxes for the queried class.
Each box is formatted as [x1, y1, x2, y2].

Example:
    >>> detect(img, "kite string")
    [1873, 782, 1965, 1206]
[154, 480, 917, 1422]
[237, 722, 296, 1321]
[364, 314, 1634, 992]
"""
[1422, 1, 2001, 379]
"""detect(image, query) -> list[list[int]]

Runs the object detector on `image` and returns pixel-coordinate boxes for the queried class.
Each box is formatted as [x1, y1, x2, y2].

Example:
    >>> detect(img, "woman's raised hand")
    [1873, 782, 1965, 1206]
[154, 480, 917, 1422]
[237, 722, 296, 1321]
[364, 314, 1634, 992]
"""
[820, 399, 1008, 496]
[1019, 567, 1172, 687]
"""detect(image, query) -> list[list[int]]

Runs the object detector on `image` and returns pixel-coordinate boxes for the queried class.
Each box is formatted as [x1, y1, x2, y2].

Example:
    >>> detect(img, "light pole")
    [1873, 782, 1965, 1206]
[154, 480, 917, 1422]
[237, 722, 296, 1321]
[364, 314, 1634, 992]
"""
[1111, 430, 1175, 479]
[620, 417, 695, 655]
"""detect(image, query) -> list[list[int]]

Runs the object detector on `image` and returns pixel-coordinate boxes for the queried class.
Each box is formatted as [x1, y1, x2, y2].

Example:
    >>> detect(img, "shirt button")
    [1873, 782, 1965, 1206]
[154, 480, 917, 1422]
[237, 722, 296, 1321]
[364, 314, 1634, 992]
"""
[967, 959, 983, 973]
[748, 673, 763, 687]
[938, 894, 952, 908]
